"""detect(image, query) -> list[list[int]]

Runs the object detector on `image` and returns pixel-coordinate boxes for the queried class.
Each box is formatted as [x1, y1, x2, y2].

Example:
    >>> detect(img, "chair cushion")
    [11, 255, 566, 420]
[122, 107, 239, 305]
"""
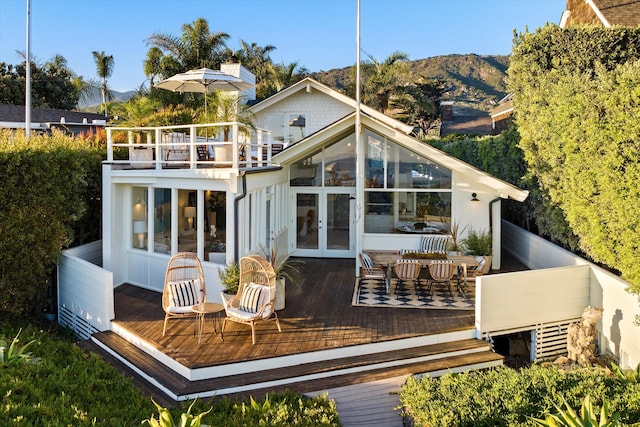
[168, 279, 202, 307]
[420, 235, 449, 253]
[239, 283, 270, 315]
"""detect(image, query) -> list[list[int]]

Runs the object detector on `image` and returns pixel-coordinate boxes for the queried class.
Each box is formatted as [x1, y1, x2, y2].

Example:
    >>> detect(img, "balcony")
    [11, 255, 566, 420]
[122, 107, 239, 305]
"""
[106, 122, 278, 170]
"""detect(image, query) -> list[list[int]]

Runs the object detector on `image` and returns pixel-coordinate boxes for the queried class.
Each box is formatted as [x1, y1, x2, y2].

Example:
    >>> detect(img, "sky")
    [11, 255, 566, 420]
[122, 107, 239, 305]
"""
[0, 0, 566, 93]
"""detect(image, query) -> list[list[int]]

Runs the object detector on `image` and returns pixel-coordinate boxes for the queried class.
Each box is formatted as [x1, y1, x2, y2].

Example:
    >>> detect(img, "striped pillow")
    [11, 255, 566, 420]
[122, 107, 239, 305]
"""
[168, 279, 200, 307]
[239, 283, 266, 314]
[360, 253, 374, 269]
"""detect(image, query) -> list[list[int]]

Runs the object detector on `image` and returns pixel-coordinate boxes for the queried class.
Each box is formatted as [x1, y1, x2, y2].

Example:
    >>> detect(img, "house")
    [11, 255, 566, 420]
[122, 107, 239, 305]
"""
[560, 0, 640, 27]
[0, 103, 106, 135]
[57, 62, 640, 402]
[489, 93, 514, 134]
[439, 101, 494, 137]
[98, 70, 528, 301]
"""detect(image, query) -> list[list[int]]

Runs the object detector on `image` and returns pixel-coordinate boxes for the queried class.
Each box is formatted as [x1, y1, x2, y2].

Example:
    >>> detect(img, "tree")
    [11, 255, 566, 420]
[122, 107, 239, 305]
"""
[143, 47, 164, 88]
[508, 24, 640, 293]
[359, 50, 410, 113]
[260, 61, 307, 99]
[234, 40, 276, 99]
[92, 50, 115, 117]
[0, 54, 83, 110]
[391, 76, 448, 135]
[146, 18, 229, 75]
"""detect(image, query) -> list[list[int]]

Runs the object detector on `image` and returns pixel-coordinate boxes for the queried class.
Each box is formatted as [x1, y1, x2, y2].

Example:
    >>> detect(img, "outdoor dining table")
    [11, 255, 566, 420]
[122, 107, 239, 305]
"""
[365, 250, 480, 295]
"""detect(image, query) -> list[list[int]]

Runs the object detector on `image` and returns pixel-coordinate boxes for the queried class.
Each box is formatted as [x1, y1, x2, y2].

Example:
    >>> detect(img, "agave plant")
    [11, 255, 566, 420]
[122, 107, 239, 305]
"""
[611, 362, 640, 384]
[0, 329, 40, 367]
[531, 396, 623, 427]
[142, 399, 211, 427]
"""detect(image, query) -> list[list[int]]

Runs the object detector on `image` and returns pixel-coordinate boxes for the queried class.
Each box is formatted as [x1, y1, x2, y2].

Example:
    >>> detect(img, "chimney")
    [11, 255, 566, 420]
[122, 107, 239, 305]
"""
[440, 101, 454, 122]
[220, 60, 256, 102]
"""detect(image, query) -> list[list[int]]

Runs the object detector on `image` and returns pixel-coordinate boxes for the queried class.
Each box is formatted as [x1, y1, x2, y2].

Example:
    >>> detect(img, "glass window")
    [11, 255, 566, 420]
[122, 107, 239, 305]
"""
[179, 190, 197, 253]
[153, 188, 171, 254]
[132, 187, 148, 250]
[365, 131, 385, 188]
[267, 114, 285, 143]
[324, 134, 355, 187]
[362, 129, 453, 234]
[288, 114, 306, 144]
[266, 113, 306, 145]
[206, 191, 226, 263]
[290, 150, 322, 186]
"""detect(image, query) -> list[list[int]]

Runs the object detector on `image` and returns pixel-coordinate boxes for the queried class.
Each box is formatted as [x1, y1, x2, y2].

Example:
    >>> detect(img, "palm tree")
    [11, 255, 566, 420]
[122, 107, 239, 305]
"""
[261, 61, 307, 99]
[202, 91, 255, 141]
[359, 50, 410, 114]
[143, 47, 163, 88]
[92, 51, 114, 117]
[235, 40, 276, 95]
[146, 18, 229, 74]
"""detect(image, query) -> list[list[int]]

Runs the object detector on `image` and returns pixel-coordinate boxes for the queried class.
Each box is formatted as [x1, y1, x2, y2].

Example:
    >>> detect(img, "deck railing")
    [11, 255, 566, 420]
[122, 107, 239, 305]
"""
[106, 122, 274, 170]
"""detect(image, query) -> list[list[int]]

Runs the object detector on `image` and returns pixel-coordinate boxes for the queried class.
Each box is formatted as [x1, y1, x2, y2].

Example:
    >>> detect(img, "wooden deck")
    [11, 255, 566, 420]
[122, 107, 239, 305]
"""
[111, 257, 483, 369]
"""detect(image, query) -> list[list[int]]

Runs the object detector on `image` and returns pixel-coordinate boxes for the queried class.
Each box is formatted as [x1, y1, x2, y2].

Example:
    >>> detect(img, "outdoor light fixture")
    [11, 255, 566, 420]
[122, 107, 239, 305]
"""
[132, 220, 147, 248]
[471, 193, 479, 202]
[184, 206, 197, 228]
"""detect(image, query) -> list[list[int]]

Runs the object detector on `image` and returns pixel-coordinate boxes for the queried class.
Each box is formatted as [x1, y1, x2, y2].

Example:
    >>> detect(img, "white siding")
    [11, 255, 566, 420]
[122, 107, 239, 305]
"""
[254, 89, 353, 137]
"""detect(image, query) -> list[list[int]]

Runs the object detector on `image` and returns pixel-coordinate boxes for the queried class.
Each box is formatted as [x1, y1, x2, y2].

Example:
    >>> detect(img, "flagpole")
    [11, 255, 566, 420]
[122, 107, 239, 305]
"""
[25, 0, 31, 138]
[355, 0, 363, 270]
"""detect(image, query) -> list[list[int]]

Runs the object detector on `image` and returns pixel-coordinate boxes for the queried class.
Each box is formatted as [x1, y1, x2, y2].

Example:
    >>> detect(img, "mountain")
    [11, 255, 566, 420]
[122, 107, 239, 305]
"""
[311, 53, 509, 114]
[78, 90, 136, 110]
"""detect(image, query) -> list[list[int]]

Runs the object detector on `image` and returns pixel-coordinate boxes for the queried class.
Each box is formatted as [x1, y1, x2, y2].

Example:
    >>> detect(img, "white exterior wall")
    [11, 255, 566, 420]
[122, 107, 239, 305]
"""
[501, 221, 640, 369]
[254, 89, 353, 138]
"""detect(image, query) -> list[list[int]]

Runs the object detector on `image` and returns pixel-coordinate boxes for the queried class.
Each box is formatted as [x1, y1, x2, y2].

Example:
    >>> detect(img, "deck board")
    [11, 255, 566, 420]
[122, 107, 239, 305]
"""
[111, 255, 526, 370]
[113, 258, 477, 368]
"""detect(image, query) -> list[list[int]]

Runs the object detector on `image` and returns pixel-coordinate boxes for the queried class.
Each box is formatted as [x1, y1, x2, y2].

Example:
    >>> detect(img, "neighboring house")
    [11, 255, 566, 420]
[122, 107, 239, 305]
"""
[0, 103, 106, 135]
[98, 71, 528, 299]
[439, 101, 493, 137]
[560, 0, 640, 27]
[490, 93, 514, 135]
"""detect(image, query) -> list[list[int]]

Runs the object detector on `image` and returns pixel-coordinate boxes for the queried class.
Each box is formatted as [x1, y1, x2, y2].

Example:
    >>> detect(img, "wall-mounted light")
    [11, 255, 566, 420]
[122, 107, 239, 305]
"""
[471, 192, 479, 202]
[132, 220, 147, 248]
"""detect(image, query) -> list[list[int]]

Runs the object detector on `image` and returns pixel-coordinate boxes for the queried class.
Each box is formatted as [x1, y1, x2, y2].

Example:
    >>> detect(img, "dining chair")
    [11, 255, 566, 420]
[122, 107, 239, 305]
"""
[426, 260, 457, 298]
[393, 259, 422, 295]
[358, 252, 387, 290]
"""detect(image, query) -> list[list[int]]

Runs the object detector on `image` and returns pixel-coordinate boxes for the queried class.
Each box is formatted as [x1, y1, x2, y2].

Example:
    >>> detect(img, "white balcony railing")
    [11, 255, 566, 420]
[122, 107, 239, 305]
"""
[106, 122, 274, 170]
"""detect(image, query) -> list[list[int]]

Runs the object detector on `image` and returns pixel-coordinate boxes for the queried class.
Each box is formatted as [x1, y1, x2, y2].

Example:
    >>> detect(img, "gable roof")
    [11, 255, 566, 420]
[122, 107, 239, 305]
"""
[275, 111, 529, 202]
[561, 0, 640, 28]
[250, 77, 414, 135]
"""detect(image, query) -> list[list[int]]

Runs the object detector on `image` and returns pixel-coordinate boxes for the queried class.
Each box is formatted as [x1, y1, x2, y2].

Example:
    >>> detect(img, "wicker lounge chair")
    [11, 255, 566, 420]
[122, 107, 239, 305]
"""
[162, 252, 207, 336]
[220, 255, 281, 344]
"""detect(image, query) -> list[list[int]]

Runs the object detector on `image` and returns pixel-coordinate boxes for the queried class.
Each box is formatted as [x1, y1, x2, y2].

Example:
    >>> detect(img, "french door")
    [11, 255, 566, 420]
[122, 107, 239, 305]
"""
[293, 189, 355, 258]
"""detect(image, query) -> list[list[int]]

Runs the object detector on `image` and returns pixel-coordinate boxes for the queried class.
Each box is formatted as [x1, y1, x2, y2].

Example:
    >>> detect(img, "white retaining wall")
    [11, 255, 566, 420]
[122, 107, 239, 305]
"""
[498, 221, 640, 369]
[58, 241, 113, 335]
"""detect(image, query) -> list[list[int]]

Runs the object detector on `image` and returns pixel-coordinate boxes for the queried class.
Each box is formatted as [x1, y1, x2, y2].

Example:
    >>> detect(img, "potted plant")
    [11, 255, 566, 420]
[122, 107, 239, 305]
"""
[445, 219, 467, 256]
[217, 261, 240, 295]
[461, 228, 493, 272]
[258, 245, 303, 311]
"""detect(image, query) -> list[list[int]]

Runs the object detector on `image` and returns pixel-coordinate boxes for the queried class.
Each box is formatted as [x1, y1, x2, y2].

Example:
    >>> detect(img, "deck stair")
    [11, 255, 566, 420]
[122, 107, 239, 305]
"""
[84, 330, 503, 402]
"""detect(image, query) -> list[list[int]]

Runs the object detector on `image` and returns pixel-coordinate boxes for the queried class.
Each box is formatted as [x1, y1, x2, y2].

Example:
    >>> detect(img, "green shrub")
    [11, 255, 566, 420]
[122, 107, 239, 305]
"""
[461, 228, 492, 256]
[0, 130, 104, 317]
[0, 323, 340, 426]
[400, 364, 640, 427]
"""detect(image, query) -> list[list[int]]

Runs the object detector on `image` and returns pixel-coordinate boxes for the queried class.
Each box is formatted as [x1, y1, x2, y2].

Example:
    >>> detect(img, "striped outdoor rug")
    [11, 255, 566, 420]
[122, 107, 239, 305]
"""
[352, 278, 475, 310]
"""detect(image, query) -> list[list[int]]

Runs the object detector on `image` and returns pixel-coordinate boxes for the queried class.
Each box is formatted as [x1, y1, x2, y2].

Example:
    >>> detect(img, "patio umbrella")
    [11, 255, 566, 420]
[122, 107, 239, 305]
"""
[155, 68, 253, 111]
